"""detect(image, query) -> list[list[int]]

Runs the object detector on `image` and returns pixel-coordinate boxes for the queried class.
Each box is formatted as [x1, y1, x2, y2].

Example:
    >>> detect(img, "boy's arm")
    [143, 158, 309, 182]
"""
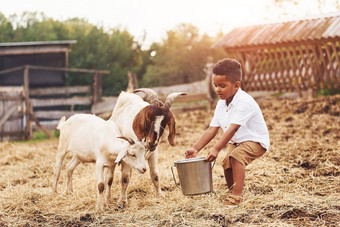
[185, 126, 219, 158]
[205, 124, 240, 162]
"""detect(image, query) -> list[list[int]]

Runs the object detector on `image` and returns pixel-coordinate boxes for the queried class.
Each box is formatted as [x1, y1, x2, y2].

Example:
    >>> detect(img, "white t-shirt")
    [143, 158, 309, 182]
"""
[210, 88, 270, 151]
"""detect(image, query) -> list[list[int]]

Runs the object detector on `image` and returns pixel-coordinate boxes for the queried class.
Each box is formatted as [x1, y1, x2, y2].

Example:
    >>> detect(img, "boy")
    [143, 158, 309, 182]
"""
[185, 58, 270, 206]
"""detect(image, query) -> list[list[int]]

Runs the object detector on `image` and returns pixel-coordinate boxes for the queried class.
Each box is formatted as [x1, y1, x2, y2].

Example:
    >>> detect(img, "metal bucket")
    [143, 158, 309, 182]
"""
[171, 157, 213, 195]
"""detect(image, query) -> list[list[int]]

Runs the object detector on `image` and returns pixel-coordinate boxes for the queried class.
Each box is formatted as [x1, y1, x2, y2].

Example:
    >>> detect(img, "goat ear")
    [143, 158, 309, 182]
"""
[115, 149, 127, 164]
[133, 108, 147, 140]
[167, 112, 176, 146]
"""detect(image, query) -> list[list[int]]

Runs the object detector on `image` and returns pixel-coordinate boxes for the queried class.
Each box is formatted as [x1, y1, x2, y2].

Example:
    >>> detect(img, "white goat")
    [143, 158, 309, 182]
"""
[52, 114, 147, 211]
[109, 88, 185, 197]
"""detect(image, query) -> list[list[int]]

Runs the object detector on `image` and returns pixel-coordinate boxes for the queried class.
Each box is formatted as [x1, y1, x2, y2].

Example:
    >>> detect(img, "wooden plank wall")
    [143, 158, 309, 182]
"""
[229, 39, 340, 95]
[30, 85, 92, 130]
[0, 87, 24, 141]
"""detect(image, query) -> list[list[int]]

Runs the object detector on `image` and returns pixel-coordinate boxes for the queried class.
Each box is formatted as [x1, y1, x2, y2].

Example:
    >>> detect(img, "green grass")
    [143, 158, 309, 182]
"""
[4, 130, 59, 144]
[317, 88, 340, 97]
[26, 130, 59, 142]
[271, 92, 284, 97]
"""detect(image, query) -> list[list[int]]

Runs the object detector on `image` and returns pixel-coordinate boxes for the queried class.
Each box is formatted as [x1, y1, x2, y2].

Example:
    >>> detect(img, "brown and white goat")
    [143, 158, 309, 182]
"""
[109, 88, 185, 197]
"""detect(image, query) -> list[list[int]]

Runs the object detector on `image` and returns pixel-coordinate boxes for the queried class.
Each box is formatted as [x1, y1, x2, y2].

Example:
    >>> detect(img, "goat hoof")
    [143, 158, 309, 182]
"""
[65, 190, 73, 195]
[105, 198, 113, 204]
[155, 191, 164, 198]
[117, 200, 127, 208]
[96, 206, 104, 213]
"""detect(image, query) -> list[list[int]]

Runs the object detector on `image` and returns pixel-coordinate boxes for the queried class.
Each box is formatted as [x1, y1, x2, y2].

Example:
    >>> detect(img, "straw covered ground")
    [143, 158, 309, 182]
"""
[0, 94, 339, 226]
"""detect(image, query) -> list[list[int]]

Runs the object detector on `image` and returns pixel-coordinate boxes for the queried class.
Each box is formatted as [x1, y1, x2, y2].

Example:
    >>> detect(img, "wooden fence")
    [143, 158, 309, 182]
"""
[227, 39, 340, 96]
[92, 79, 214, 120]
[0, 65, 109, 141]
[0, 87, 25, 141]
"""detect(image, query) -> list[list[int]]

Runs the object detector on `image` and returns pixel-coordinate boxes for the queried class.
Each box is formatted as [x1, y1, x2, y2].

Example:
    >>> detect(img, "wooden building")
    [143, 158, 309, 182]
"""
[0, 40, 76, 87]
[0, 40, 109, 141]
[212, 13, 340, 96]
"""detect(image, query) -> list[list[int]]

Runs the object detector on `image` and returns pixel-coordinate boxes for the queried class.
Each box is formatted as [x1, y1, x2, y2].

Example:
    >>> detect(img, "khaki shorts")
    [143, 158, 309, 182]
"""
[222, 141, 266, 170]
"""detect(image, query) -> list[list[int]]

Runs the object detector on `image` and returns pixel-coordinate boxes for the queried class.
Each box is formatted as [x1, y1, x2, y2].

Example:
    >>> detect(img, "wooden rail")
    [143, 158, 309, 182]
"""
[30, 86, 91, 96]
[31, 96, 92, 107]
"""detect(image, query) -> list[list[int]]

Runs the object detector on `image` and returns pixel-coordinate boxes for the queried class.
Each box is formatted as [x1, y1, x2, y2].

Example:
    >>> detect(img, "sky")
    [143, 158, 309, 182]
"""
[1, 0, 339, 47]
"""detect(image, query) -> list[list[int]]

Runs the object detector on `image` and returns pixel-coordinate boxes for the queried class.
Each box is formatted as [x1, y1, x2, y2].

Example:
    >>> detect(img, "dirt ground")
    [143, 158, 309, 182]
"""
[0, 94, 339, 226]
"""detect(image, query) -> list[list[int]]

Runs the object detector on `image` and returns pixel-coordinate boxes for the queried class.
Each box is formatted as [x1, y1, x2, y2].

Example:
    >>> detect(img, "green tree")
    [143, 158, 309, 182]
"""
[102, 29, 143, 95]
[141, 23, 225, 87]
[0, 12, 14, 42]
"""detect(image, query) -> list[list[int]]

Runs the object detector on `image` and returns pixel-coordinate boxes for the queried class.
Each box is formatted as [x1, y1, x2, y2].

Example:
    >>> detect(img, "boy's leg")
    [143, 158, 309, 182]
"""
[222, 141, 266, 204]
[230, 157, 245, 197]
[224, 168, 234, 190]
[222, 144, 237, 190]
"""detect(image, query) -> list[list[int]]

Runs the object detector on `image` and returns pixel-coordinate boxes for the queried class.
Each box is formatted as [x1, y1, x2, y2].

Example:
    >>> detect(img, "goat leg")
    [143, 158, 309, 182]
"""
[148, 150, 163, 197]
[52, 147, 68, 193]
[95, 161, 105, 212]
[65, 157, 80, 194]
[118, 162, 131, 207]
[105, 165, 116, 204]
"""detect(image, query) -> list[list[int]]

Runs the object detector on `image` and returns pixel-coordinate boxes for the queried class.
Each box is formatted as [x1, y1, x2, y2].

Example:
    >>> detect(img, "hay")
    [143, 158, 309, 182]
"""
[0, 95, 339, 226]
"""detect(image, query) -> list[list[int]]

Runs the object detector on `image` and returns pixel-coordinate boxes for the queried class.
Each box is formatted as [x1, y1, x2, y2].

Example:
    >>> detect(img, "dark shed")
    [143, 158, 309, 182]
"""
[0, 40, 76, 87]
[212, 13, 340, 95]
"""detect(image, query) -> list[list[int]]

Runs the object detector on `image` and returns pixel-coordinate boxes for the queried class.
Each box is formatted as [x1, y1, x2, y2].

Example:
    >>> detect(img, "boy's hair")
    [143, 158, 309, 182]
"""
[212, 58, 242, 83]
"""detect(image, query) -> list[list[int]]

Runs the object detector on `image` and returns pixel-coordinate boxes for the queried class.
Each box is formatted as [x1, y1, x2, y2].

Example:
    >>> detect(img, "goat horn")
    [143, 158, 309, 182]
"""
[117, 136, 135, 145]
[133, 88, 159, 104]
[165, 92, 187, 108]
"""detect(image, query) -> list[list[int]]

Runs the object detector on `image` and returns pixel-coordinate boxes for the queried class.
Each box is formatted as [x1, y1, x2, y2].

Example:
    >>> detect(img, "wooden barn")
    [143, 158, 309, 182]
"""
[212, 13, 340, 96]
[0, 40, 76, 87]
[0, 40, 109, 141]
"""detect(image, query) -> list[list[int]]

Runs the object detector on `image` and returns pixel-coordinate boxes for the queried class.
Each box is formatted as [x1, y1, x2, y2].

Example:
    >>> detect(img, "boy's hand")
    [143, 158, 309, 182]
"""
[206, 147, 219, 162]
[185, 148, 198, 158]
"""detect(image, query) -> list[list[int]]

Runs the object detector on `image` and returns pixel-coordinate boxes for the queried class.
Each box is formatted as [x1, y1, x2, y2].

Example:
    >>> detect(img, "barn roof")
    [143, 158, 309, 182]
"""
[212, 13, 340, 49]
[0, 40, 77, 56]
[0, 40, 76, 47]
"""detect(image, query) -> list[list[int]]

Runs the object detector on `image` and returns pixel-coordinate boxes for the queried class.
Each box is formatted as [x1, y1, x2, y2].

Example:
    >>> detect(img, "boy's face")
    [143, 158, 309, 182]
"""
[213, 74, 240, 100]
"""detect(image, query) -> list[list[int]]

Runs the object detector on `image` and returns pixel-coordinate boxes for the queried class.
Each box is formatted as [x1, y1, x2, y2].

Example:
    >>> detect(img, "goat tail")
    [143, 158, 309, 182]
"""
[56, 116, 66, 130]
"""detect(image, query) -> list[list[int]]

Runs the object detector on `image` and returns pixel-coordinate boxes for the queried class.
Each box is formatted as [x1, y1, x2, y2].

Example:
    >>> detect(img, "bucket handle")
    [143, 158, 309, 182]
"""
[171, 165, 181, 189]
[212, 160, 215, 170]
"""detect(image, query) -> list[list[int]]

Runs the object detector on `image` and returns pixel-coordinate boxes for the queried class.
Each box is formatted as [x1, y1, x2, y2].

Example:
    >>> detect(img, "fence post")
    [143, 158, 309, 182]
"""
[204, 58, 215, 110]
[127, 71, 138, 92]
[92, 73, 102, 104]
[23, 66, 32, 140]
